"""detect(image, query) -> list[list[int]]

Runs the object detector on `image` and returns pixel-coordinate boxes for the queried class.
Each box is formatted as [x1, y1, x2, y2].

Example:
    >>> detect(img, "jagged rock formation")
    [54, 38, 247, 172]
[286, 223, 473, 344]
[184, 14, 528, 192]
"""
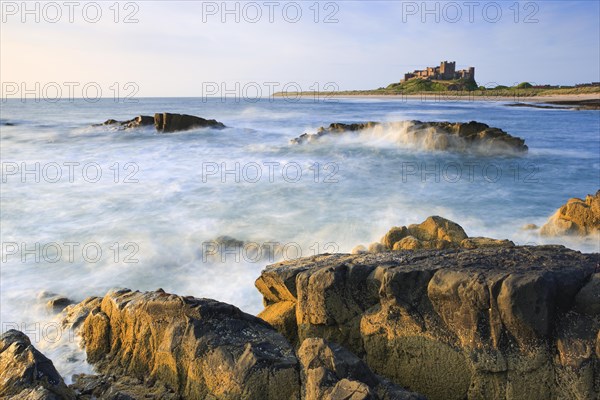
[56, 289, 420, 399]
[357, 216, 514, 252]
[70, 288, 299, 399]
[541, 190, 600, 236]
[0, 330, 76, 399]
[255, 246, 600, 400]
[290, 121, 528, 154]
[95, 113, 225, 132]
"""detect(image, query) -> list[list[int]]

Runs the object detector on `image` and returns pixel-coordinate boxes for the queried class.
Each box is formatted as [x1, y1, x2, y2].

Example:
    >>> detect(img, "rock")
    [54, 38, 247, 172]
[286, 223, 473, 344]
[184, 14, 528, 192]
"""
[123, 115, 154, 128]
[60, 296, 101, 331]
[351, 245, 368, 254]
[381, 226, 409, 249]
[540, 190, 600, 236]
[94, 115, 154, 129]
[154, 112, 226, 132]
[94, 113, 226, 132]
[291, 120, 528, 154]
[574, 273, 600, 315]
[69, 374, 179, 399]
[298, 338, 424, 400]
[378, 216, 513, 251]
[521, 223, 539, 230]
[368, 242, 387, 253]
[70, 288, 300, 399]
[0, 330, 75, 399]
[392, 236, 422, 250]
[256, 246, 599, 400]
[46, 296, 73, 314]
[460, 237, 514, 249]
[37, 291, 73, 313]
[202, 235, 283, 262]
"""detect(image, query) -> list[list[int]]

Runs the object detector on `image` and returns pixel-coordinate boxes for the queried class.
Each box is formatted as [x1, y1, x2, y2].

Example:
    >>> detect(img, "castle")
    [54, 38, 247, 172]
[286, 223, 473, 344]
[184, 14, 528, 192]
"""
[401, 61, 475, 82]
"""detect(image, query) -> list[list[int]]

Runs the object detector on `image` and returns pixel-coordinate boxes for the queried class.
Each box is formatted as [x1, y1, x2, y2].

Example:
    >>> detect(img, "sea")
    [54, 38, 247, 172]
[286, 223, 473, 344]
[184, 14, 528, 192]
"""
[1, 96, 599, 379]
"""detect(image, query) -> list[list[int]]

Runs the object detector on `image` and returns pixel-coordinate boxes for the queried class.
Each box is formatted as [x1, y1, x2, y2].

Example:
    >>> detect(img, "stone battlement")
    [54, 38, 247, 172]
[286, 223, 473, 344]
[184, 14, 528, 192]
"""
[402, 60, 475, 82]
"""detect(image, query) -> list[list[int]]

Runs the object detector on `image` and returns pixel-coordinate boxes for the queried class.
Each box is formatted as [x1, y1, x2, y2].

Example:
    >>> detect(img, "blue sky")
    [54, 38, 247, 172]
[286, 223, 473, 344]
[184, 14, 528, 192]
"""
[1, 1, 599, 96]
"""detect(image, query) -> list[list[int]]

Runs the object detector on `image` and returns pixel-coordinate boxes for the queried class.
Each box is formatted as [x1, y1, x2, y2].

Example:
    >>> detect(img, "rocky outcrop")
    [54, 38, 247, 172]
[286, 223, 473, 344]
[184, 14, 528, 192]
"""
[70, 288, 300, 399]
[96, 115, 154, 129]
[541, 190, 600, 236]
[0, 330, 75, 399]
[95, 113, 225, 132]
[290, 120, 528, 154]
[362, 216, 514, 252]
[57, 289, 421, 399]
[298, 338, 424, 400]
[256, 246, 599, 400]
[154, 112, 225, 132]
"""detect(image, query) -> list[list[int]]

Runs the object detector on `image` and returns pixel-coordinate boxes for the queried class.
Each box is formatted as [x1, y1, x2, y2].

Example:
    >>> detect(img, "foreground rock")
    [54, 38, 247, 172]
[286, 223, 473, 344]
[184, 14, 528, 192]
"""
[356, 215, 514, 252]
[256, 246, 599, 400]
[540, 190, 600, 236]
[57, 289, 420, 399]
[68, 288, 299, 399]
[95, 113, 225, 132]
[0, 330, 75, 399]
[291, 120, 527, 154]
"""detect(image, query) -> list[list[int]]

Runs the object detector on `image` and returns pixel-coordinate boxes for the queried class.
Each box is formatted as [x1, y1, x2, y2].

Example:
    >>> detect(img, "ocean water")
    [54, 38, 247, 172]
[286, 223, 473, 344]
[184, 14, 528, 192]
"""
[1, 97, 599, 378]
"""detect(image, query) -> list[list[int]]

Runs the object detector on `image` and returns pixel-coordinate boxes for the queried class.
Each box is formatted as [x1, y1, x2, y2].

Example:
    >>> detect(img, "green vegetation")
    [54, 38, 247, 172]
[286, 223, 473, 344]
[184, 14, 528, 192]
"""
[516, 82, 533, 89]
[273, 80, 600, 98]
[385, 78, 478, 93]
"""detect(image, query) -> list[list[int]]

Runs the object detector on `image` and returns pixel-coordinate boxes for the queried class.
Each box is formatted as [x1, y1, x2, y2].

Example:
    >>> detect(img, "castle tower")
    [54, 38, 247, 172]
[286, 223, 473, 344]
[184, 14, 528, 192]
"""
[439, 61, 456, 80]
[468, 67, 475, 81]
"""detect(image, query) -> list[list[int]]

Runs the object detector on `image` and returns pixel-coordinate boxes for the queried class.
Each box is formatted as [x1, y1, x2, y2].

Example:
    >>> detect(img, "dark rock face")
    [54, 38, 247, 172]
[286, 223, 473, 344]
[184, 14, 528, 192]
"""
[69, 373, 180, 399]
[154, 112, 225, 132]
[73, 289, 300, 399]
[299, 338, 424, 400]
[256, 246, 599, 400]
[290, 120, 528, 154]
[0, 330, 75, 399]
[95, 113, 225, 132]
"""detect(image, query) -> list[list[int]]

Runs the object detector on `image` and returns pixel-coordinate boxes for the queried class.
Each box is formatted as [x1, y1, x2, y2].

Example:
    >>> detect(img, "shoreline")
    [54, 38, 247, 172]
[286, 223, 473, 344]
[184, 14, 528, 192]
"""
[276, 92, 600, 103]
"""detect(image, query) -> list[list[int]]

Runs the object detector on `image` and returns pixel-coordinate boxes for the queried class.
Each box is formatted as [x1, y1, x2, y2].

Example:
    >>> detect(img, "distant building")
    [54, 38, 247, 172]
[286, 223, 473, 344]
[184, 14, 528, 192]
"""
[402, 61, 475, 82]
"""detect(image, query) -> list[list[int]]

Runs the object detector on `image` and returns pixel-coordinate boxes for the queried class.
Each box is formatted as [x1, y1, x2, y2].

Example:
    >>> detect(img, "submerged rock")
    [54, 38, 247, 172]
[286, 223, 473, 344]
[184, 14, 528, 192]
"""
[37, 291, 74, 314]
[540, 190, 600, 236]
[69, 288, 300, 399]
[94, 113, 225, 132]
[290, 120, 528, 154]
[0, 330, 75, 399]
[256, 246, 599, 400]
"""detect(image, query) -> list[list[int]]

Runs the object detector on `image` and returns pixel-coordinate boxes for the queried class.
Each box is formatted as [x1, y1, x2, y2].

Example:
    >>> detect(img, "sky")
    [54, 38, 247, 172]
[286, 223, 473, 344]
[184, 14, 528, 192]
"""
[1, 0, 599, 97]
